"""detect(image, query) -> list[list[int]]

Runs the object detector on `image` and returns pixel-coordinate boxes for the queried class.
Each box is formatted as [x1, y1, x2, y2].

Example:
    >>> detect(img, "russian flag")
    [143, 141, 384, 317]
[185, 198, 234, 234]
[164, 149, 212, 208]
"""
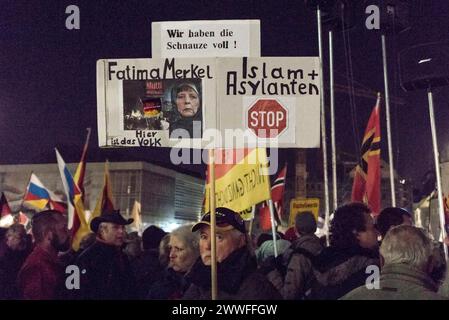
[23, 173, 62, 211]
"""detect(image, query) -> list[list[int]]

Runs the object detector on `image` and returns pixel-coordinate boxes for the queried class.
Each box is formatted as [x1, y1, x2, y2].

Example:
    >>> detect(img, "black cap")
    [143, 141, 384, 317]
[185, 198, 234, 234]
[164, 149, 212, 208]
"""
[192, 207, 246, 234]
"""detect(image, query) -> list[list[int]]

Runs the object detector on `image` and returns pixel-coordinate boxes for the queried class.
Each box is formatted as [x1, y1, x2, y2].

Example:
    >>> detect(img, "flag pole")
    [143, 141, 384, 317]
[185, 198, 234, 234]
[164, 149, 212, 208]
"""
[268, 199, 278, 257]
[329, 29, 338, 212]
[317, 5, 331, 246]
[427, 88, 448, 261]
[248, 205, 255, 237]
[248, 218, 254, 238]
[208, 149, 218, 300]
[381, 34, 396, 206]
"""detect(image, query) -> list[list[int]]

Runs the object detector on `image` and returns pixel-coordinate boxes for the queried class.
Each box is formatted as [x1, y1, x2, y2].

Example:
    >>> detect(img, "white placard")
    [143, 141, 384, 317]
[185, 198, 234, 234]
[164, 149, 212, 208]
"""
[97, 57, 321, 149]
[216, 57, 321, 148]
[152, 20, 260, 58]
[96, 58, 217, 149]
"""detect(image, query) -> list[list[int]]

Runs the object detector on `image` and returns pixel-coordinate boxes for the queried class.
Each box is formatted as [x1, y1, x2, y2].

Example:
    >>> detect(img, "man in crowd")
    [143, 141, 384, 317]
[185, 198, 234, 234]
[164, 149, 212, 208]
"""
[342, 225, 448, 300]
[132, 225, 167, 299]
[310, 202, 379, 299]
[17, 210, 70, 299]
[74, 209, 136, 299]
[183, 207, 281, 300]
[0, 224, 32, 299]
[281, 211, 323, 299]
[376, 207, 413, 240]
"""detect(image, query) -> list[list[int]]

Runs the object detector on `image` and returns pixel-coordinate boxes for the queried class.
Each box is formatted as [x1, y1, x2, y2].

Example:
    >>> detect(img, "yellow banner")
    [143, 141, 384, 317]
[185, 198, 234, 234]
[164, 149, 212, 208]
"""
[204, 148, 271, 213]
[289, 198, 319, 227]
[239, 205, 255, 221]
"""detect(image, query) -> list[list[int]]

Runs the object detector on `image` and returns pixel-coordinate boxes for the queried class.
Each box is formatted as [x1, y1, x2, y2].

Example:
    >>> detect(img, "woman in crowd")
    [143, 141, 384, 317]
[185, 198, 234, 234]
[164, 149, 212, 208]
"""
[147, 224, 199, 299]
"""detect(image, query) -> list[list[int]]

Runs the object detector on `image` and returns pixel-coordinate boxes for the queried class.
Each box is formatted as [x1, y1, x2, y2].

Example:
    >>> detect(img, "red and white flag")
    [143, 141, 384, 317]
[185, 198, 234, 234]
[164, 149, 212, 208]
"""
[258, 164, 287, 230]
[271, 165, 287, 222]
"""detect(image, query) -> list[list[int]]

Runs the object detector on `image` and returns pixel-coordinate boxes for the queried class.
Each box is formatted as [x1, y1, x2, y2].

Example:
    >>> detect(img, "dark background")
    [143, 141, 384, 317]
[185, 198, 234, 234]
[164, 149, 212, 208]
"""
[1, 0, 448, 191]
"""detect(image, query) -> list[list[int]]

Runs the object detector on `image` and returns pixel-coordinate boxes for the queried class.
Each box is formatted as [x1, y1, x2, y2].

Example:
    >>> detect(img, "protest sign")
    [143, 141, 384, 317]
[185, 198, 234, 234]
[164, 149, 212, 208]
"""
[97, 57, 321, 149]
[96, 57, 216, 148]
[288, 198, 320, 227]
[152, 20, 260, 58]
[216, 57, 321, 148]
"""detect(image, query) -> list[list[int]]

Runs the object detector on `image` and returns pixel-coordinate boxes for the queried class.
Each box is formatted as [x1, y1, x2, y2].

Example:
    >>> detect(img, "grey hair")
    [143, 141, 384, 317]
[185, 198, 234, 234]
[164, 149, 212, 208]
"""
[170, 224, 199, 253]
[159, 234, 171, 267]
[228, 228, 245, 241]
[97, 223, 111, 238]
[380, 225, 432, 271]
[227, 228, 254, 255]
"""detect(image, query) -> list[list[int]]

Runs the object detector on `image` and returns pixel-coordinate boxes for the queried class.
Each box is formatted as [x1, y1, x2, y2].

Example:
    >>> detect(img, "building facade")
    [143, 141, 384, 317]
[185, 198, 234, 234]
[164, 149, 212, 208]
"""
[0, 161, 204, 231]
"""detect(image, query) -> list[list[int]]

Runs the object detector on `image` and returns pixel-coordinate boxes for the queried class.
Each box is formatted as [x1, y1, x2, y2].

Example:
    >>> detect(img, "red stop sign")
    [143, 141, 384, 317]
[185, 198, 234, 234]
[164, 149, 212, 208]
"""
[247, 99, 287, 138]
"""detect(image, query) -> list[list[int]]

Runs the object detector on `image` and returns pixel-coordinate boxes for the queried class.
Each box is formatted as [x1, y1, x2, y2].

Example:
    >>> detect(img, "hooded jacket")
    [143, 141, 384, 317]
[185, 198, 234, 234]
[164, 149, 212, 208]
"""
[281, 234, 323, 299]
[309, 246, 379, 300]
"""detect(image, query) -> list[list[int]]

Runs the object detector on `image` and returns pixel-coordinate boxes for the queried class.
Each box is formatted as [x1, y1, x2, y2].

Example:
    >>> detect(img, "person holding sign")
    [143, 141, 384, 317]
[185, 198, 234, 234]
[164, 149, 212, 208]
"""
[183, 207, 281, 300]
[169, 81, 202, 139]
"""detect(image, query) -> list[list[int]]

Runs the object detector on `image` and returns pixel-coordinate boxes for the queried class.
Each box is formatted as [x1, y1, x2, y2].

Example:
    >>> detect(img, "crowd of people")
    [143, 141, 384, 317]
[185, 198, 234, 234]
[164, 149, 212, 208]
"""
[0, 202, 448, 300]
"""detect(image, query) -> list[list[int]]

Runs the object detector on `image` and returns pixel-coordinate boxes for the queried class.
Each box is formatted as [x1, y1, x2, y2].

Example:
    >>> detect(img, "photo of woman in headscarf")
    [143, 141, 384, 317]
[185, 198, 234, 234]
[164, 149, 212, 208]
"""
[169, 81, 202, 139]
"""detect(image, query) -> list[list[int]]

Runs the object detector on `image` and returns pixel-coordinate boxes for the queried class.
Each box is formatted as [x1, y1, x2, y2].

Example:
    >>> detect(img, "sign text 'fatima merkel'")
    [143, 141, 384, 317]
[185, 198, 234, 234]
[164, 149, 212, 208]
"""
[107, 58, 213, 81]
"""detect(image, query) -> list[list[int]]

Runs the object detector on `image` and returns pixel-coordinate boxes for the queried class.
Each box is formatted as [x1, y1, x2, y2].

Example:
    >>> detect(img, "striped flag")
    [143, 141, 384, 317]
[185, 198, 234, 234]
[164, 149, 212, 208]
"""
[70, 128, 91, 245]
[0, 193, 13, 228]
[73, 128, 91, 201]
[0, 192, 12, 217]
[271, 165, 287, 222]
[203, 148, 271, 213]
[91, 161, 116, 222]
[55, 148, 90, 251]
[258, 165, 287, 230]
[23, 173, 65, 212]
[351, 94, 381, 215]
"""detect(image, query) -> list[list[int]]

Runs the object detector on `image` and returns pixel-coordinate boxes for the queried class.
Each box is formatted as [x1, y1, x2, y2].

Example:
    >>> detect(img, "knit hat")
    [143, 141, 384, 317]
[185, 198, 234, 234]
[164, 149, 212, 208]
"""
[142, 225, 167, 250]
[255, 239, 291, 263]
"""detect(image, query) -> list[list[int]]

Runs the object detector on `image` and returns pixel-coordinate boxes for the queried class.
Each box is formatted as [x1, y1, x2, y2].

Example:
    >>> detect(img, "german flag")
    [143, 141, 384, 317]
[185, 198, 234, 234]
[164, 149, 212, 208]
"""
[351, 94, 381, 215]
[0, 192, 12, 217]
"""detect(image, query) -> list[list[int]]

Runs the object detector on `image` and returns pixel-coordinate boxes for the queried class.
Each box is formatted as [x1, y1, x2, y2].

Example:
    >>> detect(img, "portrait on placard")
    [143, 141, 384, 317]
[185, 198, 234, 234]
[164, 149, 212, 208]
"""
[122, 78, 203, 138]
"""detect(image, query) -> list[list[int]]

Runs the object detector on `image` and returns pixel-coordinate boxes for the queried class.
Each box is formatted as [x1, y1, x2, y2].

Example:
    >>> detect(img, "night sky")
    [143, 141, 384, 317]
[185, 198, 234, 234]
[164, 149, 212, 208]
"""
[1, 0, 449, 190]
